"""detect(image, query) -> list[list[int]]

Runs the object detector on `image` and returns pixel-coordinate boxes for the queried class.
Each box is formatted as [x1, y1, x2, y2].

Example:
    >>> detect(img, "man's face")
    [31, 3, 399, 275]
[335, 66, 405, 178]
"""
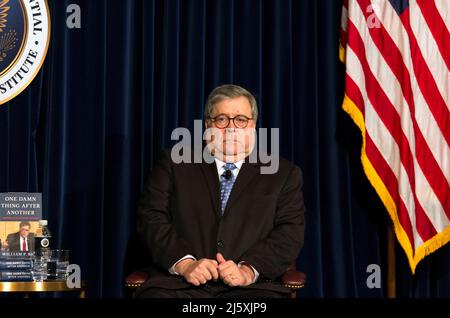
[20, 226, 30, 238]
[205, 96, 256, 161]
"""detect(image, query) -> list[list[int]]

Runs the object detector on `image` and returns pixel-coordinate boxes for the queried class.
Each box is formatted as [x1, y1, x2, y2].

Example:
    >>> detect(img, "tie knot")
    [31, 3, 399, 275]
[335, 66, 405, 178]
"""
[223, 163, 237, 171]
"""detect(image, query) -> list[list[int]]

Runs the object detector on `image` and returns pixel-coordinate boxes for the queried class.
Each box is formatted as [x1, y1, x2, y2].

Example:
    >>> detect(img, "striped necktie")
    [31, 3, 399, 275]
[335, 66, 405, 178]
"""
[220, 163, 237, 214]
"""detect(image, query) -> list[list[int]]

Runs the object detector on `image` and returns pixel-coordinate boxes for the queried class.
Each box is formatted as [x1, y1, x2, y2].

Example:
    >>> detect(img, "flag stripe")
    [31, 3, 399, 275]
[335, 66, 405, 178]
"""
[355, 0, 450, 229]
[410, 2, 450, 112]
[435, 0, 450, 34]
[416, 0, 450, 71]
[342, 0, 450, 271]
[365, 133, 417, 247]
[347, 14, 446, 242]
[398, 12, 450, 221]
[344, 49, 418, 246]
[345, 75, 364, 114]
[346, 20, 415, 189]
[365, 99, 423, 245]
[365, 98, 439, 245]
[345, 44, 420, 243]
[368, 0, 450, 202]
[358, 0, 416, 115]
[400, 11, 450, 146]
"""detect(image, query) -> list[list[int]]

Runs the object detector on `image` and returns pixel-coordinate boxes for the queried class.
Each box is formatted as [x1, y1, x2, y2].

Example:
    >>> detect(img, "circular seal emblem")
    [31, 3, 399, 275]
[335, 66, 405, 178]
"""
[0, 0, 50, 105]
[40, 237, 49, 248]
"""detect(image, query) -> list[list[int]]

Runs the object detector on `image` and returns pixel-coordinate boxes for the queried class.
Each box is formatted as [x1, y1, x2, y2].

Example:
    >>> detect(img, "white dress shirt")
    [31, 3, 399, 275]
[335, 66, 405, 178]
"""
[214, 158, 244, 180]
[20, 236, 28, 251]
[169, 158, 259, 283]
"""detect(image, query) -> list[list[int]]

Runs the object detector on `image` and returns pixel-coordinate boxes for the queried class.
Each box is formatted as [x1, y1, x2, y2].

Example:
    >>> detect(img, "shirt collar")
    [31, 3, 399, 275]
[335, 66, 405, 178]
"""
[214, 158, 244, 172]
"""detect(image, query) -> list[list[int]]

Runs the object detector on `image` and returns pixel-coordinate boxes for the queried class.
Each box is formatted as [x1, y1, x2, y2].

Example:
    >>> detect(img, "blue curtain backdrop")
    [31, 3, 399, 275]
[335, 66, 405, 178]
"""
[0, 0, 449, 297]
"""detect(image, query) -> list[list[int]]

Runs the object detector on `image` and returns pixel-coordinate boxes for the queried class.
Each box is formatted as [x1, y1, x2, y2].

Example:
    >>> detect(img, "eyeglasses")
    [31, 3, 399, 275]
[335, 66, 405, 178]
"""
[208, 114, 254, 129]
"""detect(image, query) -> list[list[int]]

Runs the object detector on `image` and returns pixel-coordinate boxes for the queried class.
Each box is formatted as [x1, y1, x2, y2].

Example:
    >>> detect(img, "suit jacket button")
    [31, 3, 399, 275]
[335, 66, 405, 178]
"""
[217, 240, 224, 248]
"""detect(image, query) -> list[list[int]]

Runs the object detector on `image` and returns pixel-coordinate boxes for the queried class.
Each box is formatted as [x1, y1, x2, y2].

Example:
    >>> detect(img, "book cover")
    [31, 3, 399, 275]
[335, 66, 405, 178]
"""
[0, 271, 33, 281]
[0, 260, 32, 270]
[0, 193, 42, 254]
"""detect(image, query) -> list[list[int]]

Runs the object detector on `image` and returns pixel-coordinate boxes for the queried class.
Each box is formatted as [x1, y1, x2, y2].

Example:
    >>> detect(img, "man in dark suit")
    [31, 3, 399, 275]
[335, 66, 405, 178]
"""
[136, 84, 305, 298]
[4, 221, 35, 252]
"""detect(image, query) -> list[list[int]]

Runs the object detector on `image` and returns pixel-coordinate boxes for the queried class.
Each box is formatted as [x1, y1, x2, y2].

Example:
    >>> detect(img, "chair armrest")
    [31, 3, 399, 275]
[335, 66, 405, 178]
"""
[125, 270, 149, 288]
[282, 270, 306, 290]
[125, 269, 307, 291]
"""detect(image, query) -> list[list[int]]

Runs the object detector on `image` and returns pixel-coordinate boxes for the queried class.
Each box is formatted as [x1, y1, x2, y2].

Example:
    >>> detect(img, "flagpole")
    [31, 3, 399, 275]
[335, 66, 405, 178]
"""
[386, 223, 396, 298]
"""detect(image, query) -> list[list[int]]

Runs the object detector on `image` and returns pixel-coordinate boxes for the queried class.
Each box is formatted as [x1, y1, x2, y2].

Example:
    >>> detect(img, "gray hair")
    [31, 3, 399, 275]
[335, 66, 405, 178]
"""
[19, 221, 31, 229]
[204, 84, 258, 122]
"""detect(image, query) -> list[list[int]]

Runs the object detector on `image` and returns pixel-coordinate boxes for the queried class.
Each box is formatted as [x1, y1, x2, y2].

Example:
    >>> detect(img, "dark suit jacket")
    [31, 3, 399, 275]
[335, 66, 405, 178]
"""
[136, 150, 305, 295]
[6, 232, 35, 252]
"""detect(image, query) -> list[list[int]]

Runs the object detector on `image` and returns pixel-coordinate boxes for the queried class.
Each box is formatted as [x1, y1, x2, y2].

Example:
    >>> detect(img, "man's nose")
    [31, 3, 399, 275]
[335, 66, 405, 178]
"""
[227, 118, 238, 128]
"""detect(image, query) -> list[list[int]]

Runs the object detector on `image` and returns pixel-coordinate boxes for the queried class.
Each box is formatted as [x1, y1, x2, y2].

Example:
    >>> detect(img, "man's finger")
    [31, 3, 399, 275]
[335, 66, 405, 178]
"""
[223, 274, 241, 287]
[194, 272, 208, 284]
[199, 258, 218, 266]
[209, 259, 218, 266]
[199, 259, 218, 280]
[219, 267, 235, 280]
[199, 269, 212, 281]
[216, 253, 226, 264]
[204, 262, 219, 280]
[188, 277, 200, 286]
[218, 260, 235, 272]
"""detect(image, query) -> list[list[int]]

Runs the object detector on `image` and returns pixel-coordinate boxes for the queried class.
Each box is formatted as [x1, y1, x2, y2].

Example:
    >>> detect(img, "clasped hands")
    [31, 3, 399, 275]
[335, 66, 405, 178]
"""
[174, 253, 255, 287]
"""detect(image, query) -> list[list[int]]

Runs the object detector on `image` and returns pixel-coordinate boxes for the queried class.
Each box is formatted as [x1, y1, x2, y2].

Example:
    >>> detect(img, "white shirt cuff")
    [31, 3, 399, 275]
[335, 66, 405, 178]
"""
[168, 254, 196, 275]
[238, 262, 259, 283]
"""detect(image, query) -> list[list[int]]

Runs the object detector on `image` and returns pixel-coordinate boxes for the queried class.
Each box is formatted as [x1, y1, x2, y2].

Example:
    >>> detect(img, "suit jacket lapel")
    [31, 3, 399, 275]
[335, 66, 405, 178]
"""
[200, 161, 222, 217]
[224, 162, 259, 215]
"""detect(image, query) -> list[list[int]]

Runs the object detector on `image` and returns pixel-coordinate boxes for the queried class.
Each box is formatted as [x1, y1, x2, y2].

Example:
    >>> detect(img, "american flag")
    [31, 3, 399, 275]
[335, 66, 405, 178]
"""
[340, 0, 450, 273]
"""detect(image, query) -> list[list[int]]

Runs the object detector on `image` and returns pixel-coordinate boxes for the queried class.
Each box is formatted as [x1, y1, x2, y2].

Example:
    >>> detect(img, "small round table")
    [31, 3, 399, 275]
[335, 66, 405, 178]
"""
[0, 280, 86, 298]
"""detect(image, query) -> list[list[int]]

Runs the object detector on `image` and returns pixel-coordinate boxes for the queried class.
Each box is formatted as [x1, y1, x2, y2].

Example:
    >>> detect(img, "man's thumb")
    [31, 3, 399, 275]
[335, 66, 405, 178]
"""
[216, 253, 226, 264]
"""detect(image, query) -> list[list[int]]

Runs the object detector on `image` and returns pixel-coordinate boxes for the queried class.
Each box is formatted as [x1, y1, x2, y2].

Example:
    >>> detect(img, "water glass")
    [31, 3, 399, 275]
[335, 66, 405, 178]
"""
[47, 249, 70, 280]
[31, 256, 48, 282]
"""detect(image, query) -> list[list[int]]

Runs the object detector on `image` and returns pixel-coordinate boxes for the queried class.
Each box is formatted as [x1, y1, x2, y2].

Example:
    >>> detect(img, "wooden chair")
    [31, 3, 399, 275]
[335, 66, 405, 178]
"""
[125, 261, 306, 298]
